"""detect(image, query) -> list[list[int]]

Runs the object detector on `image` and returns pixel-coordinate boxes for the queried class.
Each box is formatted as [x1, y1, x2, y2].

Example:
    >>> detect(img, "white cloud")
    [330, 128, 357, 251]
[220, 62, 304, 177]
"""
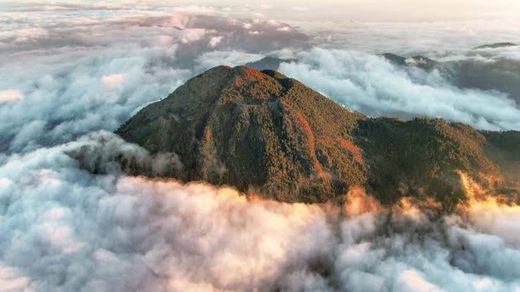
[0, 264, 32, 291]
[208, 36, 223, 48]
[167, 12, 190, 29]
[395, 270, 442, 292]
[0, 28, 49, 43]
[277, 26, 292, 32]
[0, 132, 520, 291]
[0, 90, 24, 104]
[195, 50, 263, 71]
[172, 5, 219, 16]
[0, 46, 192, 153]
[180, 28, 207, 44]
[101, 74, 126, 88]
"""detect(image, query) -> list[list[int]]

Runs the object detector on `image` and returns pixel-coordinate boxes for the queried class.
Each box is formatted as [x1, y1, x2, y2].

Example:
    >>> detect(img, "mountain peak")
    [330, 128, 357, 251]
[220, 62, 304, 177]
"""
[116, 65, 365, 203]
[202, 65, 284, 81]
[116, 66, 518, 208]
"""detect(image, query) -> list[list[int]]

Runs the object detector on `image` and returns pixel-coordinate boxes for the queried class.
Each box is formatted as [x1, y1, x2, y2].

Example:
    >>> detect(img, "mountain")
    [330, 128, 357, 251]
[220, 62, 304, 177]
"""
[245, 56, 296, 71]
[115, 65, 519, 208]
[474, 42, 517, 49]
[116, 66, 365, 203]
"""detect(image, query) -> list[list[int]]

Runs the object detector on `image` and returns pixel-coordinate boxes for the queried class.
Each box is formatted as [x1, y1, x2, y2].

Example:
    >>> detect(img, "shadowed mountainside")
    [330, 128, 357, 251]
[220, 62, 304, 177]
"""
[115, 66, 519, 208]
[442, 59, 520, 104]
[382, 52, 520, 104]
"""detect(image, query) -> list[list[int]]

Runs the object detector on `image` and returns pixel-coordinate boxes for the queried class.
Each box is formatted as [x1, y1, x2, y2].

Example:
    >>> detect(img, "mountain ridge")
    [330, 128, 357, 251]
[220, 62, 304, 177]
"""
[474, 42, 517, 49]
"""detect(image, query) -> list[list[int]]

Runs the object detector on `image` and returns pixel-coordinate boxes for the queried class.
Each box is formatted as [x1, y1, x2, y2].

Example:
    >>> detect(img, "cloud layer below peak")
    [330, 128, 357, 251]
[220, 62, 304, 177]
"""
[1, 132, 520, 291]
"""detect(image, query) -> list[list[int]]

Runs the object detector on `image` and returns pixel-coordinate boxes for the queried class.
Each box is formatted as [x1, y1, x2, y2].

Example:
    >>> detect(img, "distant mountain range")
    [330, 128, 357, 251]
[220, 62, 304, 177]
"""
[114, 66, 520, 209]
[380, 46, 520, 104]
[474, 42, 517, 49]
[381, 53, 438, 71]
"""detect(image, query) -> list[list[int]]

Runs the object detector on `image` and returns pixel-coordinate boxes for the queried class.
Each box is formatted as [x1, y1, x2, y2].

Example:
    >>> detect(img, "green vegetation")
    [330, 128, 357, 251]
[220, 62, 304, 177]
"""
[355, 118, 496, 209]
[483, 131, 520, 193]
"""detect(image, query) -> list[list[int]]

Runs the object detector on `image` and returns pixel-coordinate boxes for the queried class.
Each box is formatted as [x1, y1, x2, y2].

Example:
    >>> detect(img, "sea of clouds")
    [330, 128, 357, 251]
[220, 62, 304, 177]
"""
[1, 2, 520, 291]
[2, 132, 520, 291]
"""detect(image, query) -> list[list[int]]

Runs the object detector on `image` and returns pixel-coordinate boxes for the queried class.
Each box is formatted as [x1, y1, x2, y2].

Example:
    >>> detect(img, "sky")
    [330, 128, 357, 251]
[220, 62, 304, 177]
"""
[4, 0, 520, 21]
[1, 1, 520, 291]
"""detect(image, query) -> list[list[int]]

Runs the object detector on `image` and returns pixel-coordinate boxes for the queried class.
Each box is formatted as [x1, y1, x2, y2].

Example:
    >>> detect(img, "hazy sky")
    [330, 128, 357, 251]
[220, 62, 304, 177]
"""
[3, 0, 520, 22]
[223, 0, 520, 22]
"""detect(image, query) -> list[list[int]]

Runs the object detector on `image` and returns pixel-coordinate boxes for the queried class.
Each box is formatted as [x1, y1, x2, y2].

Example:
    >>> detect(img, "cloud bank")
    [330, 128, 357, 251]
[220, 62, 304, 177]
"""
[1, 132, 520, 291]
[279, 48, 520, 131]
